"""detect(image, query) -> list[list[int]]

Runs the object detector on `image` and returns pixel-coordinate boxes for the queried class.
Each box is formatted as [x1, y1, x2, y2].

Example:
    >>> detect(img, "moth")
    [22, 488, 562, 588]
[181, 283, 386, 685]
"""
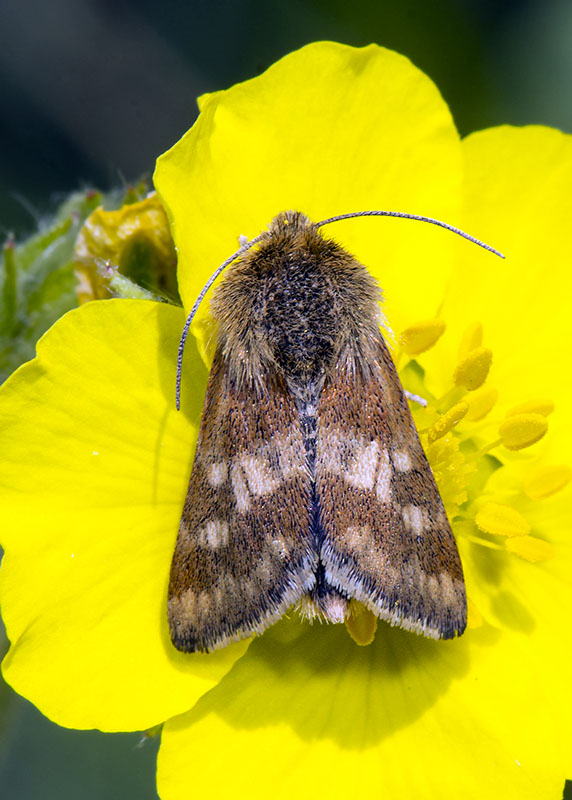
[168, 210, 503, 652]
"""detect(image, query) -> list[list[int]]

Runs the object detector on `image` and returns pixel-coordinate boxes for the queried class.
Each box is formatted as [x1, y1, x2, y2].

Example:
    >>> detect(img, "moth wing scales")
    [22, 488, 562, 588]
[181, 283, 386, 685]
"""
[169, 346, 316, 652]
[316, 335, 467, 639]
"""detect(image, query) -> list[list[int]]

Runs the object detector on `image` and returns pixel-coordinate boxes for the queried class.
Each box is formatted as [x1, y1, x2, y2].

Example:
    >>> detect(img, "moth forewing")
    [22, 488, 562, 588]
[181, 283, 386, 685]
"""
[168, 346, 317, 653]
[169, 210, 467, 652]
[315, 336, 467, 639]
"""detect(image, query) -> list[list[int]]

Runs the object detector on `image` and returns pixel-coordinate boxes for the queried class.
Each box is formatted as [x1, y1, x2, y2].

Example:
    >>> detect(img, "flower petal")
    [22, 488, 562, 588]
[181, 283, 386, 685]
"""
[0, 300, 248, 732]
[158, 620, 568, 799]
[154, 42, 464, 336]
[431, 126, 572, 440]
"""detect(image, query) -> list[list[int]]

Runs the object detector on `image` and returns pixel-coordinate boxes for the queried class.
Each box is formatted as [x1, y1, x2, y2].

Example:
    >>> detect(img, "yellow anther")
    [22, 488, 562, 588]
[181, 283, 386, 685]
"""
[466, 597, 483, 629]
[400, 319, 446, 356]
[523, 465, 572, 500]
[453, 347, 493, 391]
[475, 503, 531, 537]
[505, 536, 555, 562]
[464, 386, 499, 421]
[345, 600, 378, 646]
[427, 402, 469, 444]
[426, 436, 473, 516]
[458, 322, 483, 361]
[506, 398, 555, 417]
[499, 413, 548, 450]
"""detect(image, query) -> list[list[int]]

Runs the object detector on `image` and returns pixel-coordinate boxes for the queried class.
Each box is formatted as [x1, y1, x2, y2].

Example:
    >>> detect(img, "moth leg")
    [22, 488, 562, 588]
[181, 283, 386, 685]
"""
[404, 390, 427, 407]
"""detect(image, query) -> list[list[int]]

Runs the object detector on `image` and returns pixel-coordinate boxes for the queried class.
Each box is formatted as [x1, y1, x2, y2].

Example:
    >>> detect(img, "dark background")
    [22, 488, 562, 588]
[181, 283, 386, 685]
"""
[1, 1, 571, 798]
[2, 0, 572, 239]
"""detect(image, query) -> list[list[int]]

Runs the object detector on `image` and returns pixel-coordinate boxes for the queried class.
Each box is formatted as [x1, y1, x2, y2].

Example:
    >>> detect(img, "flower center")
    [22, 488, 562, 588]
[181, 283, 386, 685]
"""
[345, 318, 569, 644]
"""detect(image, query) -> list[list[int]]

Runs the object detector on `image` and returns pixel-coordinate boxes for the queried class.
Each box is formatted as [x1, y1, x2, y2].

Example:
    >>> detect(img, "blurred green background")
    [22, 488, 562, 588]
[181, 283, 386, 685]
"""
[1, 1, 571, 798]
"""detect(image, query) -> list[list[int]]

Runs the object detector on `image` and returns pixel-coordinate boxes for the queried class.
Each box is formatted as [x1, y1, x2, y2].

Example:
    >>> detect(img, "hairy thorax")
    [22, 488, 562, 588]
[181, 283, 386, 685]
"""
[210, 211, 383, 394]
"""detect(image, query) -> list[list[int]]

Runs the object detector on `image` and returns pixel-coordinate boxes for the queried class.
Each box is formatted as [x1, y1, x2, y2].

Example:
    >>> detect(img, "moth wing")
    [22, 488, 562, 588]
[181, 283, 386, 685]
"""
[168, 347, 316, 652]
[315, 335, 467, 639]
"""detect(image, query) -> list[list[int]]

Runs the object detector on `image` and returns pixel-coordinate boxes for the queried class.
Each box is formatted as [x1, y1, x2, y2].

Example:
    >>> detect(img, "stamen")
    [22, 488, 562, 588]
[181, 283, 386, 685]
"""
[344, 600, 378, 646]
[505, 536, 555, 562]
[458, 322, 483, 361]
[523, 465, 572, 500]
[498, 413, 548, 450]
[464, 534, 504, 551]
[464, 386, 499, 422]
[425, 436, 473, 514]
[506, 399, 555, 417]
[427, 402, 469, 444]
[475, 503, 531, 537]
[433, 386, 466, 414]
[402, 315, 559, 633]
[453, 347, 493, 391]
[400, 319, 446, 356]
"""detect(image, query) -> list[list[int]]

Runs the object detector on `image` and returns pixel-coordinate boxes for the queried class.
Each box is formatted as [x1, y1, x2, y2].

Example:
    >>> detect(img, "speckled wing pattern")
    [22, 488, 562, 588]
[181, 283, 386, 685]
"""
[315, 334, 467, 639]
[168, 347, 317, 652]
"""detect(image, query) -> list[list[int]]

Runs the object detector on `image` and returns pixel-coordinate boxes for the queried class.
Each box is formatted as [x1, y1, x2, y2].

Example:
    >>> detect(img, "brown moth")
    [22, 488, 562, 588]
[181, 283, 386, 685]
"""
[168, 210, 502, 653]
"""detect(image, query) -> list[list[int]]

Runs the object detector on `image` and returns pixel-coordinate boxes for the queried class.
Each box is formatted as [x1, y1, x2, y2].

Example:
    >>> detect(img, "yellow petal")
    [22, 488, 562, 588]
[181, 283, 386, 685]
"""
[158, 619, 570, 800]
[439, 126, 572, 453]
[466, 597, 483, 629]
[0, 301, 248, 731]
[154, 42, 464, 343]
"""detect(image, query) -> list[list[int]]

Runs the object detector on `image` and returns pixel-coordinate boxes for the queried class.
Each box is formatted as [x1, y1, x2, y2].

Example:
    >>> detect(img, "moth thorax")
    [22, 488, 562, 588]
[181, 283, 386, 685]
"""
[212, 214, 382, 388]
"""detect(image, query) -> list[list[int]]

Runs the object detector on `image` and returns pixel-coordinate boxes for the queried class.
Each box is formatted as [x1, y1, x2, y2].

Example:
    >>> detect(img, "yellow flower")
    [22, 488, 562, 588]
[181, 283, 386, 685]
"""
[1, 42, 571, 799]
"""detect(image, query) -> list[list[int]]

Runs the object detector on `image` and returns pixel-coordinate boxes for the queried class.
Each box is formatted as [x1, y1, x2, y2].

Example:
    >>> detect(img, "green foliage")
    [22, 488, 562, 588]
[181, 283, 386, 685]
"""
[0, 192, 99, 382]
[0, 181, 166, 384]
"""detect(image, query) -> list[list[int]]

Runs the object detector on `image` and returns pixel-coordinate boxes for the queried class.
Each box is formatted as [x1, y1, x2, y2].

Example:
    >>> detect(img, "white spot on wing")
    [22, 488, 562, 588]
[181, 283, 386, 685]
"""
[197, 591, 211, 615]
[240, 453, 280, 496]
[272, 428, 306, 480]
[207, 461, 228, 487]
[346, 440, 380, 490]
[318, 429, 345, 475]
[272, 535, 289, 558]
[438, 572, 458, 607]
[402, 504, 425, 536]
[176, 590, 196, 618]
[428, 575, 440, 601]
[376, 449, 392, 503]
[198, 519, 229, 547]
[393, 449, 411, 471]
[231, 463, 250, 512]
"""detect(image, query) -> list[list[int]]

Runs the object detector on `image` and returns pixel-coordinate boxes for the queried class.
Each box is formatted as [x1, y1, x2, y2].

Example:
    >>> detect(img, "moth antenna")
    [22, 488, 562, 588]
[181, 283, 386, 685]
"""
[176, 211, 504, 409]
[316, 210, 505, 259]
[176, 234, 263, 410]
